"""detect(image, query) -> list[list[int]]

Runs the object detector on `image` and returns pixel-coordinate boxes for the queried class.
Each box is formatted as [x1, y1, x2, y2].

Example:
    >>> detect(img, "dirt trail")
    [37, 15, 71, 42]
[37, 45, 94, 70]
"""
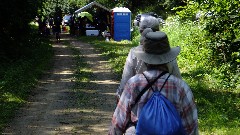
[2, 33, 117, 135]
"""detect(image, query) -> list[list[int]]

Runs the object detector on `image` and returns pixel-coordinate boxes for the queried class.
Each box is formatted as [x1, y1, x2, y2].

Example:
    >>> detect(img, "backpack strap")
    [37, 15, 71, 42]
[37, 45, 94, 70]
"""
[142, 73, 154, 91]
[130, 71, 167, 108]
[125, 71, 169, 131]
[159, 73, 171, 92]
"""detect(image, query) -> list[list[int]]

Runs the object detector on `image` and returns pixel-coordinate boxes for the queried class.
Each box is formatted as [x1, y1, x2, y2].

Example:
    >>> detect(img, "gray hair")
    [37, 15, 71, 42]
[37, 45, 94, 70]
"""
[140, 28, 153, 44]
[139, 16, 160, 33]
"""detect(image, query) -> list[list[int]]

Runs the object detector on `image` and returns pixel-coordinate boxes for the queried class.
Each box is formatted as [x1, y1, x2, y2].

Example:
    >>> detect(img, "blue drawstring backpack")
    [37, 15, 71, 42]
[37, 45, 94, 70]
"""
[130, 71, 186, 135]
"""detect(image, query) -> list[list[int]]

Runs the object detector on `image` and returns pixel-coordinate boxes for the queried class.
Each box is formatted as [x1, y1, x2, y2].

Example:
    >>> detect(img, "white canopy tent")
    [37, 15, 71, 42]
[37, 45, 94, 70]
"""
[74, 1, 112, 37]
[74, 1, 111, 14]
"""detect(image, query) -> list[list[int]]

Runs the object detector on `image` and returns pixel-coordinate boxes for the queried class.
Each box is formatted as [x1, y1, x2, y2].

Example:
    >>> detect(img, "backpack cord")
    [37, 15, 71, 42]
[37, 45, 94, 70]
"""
[130, 71, 168, 109]
[142, 73, 154, 91]
[125, 71, 170, 131]
[159, 73, 171, 92]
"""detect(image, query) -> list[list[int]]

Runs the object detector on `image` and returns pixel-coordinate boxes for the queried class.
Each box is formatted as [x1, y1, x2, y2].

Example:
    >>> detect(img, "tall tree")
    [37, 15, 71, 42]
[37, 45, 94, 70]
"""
[0, 0, 42, 58]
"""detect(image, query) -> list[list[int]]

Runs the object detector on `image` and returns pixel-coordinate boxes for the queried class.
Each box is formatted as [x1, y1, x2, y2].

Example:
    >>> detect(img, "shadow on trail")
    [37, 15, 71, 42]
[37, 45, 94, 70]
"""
[56, 33, 118, 134]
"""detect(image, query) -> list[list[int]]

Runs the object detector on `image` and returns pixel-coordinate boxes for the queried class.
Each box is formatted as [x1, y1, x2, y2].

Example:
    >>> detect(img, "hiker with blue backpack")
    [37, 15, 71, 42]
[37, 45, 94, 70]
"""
[115, 16, 182, 104]
[108, 29, 198, 135]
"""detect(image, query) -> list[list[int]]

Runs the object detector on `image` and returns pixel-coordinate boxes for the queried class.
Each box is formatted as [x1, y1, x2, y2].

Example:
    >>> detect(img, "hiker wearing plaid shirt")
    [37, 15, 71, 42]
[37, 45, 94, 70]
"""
[108, 30, 198, 135]
[116, 16, 182, 102]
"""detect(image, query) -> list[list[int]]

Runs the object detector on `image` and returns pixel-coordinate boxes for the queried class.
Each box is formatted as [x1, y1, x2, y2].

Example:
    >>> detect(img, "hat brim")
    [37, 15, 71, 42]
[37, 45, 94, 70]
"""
[133, 45, 180, 64]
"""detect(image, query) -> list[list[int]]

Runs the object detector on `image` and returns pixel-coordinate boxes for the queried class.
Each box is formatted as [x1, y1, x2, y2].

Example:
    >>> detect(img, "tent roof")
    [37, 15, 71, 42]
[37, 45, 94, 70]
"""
[74, 1, 111, 14]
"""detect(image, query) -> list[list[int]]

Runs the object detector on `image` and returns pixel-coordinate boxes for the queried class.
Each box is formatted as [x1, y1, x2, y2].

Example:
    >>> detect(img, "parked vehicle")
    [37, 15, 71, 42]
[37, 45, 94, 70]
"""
[133, 12, 165, 27]
[62, 15, 72, 26]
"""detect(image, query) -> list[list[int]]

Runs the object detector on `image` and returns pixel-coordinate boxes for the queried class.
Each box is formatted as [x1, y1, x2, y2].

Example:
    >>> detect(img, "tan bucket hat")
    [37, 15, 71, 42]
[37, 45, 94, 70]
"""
[133, 28, 180, 65]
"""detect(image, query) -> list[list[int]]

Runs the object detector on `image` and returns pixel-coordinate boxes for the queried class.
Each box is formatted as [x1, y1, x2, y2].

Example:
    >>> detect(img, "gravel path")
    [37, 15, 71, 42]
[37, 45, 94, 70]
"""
[2, 33, 117, 135]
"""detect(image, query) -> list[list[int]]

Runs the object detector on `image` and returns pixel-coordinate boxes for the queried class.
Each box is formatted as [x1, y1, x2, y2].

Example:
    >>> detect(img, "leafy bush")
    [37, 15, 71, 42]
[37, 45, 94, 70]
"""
[0, 0, 42, 59]
[202, 0, 240, 89]
[162, 16, 240, 134]
[131, 26, 141, 45]
[163, 17, 211, 72]
[175, 0, 240, 89]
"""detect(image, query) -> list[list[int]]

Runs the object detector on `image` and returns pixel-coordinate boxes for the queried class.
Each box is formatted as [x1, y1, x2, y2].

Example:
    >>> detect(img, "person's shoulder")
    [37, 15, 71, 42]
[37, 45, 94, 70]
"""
[127, 45, 141, 59]
[127, 73, 143, 84]
[169, 75, 191, 90]
[129, 45, 141, 52]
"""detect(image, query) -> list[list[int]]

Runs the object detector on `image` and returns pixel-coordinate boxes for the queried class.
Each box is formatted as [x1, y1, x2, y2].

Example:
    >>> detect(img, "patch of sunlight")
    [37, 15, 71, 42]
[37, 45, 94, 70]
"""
[39, 79, 55, 83]
[99, 60, 108, 63]
[75, 109, 95, 113]
[52, 44, 68, 48]
[59, 37, 72, 41]
[85, 54, 101, 58]
[80, 68, 92, 71]
[44, 125, 74, 134]
[200, 127, 240, 135]
[3, 92, 25, 103]
[91, 126, 109, 133]
[29, 21, 38, 26]
[55, 54, 74, 57]
[60, 78, 74, 82]
[73, 46, 81, 49]
[90, 80, 118, 85]
[51, 108, 97, 115]
[54, 70, 74, 75]
[92, 70, 109, 73]
[110, 40, 132, 44]
[103, 92, 116, 96]
[58, 125, 73, 131]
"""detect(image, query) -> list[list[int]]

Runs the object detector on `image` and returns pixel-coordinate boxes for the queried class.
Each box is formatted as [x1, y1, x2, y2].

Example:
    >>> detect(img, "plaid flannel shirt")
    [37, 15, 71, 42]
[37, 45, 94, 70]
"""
[116, 45, 182, 98]
[109, 70, 198, 135]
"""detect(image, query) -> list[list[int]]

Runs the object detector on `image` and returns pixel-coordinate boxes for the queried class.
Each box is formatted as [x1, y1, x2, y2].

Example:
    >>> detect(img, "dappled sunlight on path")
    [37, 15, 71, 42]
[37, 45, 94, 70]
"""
[2, 33, 118, 135]
[69, 37, 118, 134]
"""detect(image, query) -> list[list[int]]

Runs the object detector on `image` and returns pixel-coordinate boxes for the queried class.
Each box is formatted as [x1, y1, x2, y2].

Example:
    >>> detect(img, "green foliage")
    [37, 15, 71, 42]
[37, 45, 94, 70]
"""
[173, 1, 200, 21]
[175, 0, 240, 89]
[202, 1, 240, 89]
[96, 0, 187, 19]
[163, 17, 211, 72]
[41, 0, 89, 16]
[162, 17, 240, 134]
[0, 0, 42, 59]
[131, 26, 141, 45]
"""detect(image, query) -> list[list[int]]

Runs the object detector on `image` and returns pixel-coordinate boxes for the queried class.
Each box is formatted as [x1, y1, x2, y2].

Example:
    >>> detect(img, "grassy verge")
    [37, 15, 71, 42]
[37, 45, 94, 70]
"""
[77, 24, 240, 134]
[0, 32, 53, 133]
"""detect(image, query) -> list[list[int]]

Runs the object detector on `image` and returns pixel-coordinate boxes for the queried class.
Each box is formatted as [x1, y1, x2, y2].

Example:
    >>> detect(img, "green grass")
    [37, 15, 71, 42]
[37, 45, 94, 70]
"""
[76, 21, 240, 134]
[0, 32, 53, 133]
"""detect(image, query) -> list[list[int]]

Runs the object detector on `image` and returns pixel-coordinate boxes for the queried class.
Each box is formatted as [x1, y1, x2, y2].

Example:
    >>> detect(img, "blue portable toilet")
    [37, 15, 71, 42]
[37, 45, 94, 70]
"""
[112, 7, 131, 41]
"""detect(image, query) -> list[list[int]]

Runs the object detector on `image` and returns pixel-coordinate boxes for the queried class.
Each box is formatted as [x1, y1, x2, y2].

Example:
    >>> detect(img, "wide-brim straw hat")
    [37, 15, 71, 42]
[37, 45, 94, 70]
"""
[133, 28, 180, 65]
